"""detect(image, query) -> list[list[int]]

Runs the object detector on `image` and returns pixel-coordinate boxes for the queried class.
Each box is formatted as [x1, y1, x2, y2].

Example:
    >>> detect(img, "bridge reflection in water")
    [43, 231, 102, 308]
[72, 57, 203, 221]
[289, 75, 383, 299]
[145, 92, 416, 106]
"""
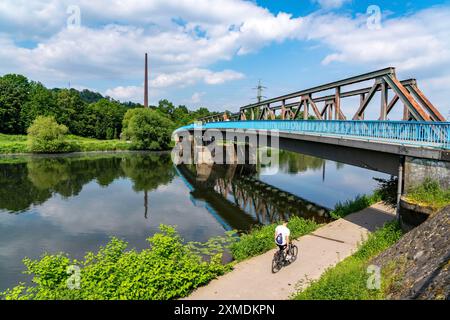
[176, 163, 331, 232]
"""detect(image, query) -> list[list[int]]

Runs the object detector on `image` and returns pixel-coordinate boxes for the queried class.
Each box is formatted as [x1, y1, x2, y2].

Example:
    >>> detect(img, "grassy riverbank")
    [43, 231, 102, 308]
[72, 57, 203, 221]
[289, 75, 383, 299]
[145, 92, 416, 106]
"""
[0, 133, 132, 154]
[329, 193, 382, 220]
[294, 221, 403, 300]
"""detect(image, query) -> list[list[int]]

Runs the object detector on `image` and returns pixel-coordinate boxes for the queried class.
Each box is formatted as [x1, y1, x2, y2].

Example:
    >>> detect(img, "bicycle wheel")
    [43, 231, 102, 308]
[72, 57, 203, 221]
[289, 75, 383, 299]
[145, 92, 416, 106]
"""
[271, 251, 283, 273]
[288, 244, 298, 263]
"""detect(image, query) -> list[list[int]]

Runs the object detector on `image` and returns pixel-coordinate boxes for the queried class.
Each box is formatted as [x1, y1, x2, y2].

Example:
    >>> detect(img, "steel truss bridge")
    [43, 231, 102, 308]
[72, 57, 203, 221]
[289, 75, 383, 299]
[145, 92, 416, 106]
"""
[176, 68, 449, 157]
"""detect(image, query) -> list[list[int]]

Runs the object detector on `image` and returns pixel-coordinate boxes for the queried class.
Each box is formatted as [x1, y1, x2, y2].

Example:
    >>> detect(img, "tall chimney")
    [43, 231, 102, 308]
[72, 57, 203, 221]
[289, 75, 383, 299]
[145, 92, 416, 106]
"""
[144, 52, 148, 107]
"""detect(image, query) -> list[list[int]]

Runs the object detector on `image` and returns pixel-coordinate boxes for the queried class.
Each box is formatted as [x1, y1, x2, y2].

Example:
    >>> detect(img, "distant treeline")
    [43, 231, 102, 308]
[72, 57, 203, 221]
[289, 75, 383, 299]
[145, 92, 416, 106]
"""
[0, 74, 217, 139]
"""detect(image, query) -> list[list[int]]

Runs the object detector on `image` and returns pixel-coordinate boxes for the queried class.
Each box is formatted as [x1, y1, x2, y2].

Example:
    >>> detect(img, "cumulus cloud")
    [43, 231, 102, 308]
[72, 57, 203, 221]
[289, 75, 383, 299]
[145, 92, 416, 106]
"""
[313, 0, 351, 9]
[313, 8, 450, 74]
[191, 92, 205, 103]
[0, 0, 302, 87]
[0, 0, 449, 112]
[151, 68, 244, 88]
[105, 85, 143, 102]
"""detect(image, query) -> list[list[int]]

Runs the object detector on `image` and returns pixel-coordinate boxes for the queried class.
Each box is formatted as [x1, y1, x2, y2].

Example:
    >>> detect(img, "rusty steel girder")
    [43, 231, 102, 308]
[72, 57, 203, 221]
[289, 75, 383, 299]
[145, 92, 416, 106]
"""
[199, 68, 446, 123]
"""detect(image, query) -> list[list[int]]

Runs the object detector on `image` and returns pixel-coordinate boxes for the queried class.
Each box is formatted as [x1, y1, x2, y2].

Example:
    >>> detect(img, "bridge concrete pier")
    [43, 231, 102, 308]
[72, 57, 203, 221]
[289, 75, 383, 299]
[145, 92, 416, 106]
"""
[404, 156, 450, 190]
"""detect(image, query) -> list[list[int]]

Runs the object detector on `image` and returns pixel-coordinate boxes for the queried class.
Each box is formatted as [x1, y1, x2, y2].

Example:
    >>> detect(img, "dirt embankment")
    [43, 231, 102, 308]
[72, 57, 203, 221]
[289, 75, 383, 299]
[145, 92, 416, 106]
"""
[372, 206, 449, 300]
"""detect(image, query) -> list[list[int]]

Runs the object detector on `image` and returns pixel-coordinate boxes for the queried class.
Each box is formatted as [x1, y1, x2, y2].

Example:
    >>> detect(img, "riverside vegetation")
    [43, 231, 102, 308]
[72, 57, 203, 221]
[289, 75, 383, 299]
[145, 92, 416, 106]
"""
[0, 74, 218, 154]
[1, 176, 399, 300]
[294, 178, 450, 300]
[295, 221, 403, 300]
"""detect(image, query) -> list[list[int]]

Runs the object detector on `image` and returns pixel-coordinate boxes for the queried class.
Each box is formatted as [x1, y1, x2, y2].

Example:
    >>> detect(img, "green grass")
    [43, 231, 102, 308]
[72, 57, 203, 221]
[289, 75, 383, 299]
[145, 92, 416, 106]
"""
[0, 134, 132, 154]
[406, 178, 450, 211]
[294, 221, 403, 300]
[0, 134, 28, 153]
[330, 193, 382, 220]
[66, 135, 132, 152]
[230, 216, 320, 262]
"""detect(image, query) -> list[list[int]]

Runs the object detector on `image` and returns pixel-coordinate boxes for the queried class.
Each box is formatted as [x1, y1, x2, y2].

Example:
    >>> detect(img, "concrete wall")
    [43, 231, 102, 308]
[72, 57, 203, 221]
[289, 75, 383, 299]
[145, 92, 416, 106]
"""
[404, 156, 450, 190]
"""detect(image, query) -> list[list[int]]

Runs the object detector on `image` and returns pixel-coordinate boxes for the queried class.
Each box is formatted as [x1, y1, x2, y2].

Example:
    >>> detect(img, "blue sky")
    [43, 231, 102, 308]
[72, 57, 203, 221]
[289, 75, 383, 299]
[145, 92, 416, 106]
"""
[0, 0, 449, 119]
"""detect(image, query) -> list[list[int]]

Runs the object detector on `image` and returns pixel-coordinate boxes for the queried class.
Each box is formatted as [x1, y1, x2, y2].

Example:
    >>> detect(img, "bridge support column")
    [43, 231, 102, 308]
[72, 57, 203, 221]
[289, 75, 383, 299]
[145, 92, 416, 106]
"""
[403, 156, 450, 190]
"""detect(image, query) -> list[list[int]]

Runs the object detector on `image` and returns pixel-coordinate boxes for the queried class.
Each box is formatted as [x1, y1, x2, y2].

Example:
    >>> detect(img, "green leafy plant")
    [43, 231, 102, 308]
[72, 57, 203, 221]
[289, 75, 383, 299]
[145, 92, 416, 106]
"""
[122, 108, 174, 150]
[1, 225, 232, 300]
[27, 116, 76, 153]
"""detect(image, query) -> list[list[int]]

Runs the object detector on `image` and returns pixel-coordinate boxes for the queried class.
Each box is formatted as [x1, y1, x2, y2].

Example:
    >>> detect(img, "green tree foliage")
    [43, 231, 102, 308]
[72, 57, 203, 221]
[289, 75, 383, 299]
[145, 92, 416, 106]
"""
[21, 82, 58, 130]
[88, 99, 125, 139]
[1, 225, 231, 300]
[79, 89, 104, 104]
[0, 74, 30, 133]
[122, 108, 174, 150]
[54, 89, 90, 137]
[27, 116, 73, 153]
[0, 74, 217, 148]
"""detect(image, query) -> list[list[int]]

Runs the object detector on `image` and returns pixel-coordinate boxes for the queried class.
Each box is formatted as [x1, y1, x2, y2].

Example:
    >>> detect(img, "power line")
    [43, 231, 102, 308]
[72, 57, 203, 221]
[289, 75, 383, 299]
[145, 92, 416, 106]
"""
[252, 79, 267, 103]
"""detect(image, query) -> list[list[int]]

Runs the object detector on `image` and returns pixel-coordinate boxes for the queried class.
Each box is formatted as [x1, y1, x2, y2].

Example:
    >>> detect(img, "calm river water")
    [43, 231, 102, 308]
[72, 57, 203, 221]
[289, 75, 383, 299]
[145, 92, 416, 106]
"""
[0, 151, 389, 291]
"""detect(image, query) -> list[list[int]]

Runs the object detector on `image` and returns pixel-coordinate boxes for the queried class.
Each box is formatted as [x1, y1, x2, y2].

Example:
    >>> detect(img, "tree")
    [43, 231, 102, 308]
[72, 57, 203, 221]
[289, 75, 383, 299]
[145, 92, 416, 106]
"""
[157, 99, 175, 118]
[122, 108, 174, 150]
[27, 116, 73, 153]
[88, 99, 126, 139]
[0, 74, 30, 133]
[54, 89, 89, 136]
[21, 81, 58, 130]
[79, 89, 104, 104]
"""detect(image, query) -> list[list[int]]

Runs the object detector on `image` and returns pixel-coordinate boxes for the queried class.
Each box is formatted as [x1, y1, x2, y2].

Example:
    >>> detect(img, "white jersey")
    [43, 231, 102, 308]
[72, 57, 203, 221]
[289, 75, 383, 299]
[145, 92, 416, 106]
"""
[275, 225, 290, 246]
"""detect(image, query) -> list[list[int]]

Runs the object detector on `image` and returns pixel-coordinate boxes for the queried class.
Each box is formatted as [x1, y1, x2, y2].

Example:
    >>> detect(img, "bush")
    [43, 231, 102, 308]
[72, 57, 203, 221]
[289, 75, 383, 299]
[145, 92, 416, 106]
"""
[122, 108, 173, 150]
[1, 225, 232, 300]
[230, 216, 319, 261]
[295, 221, 403, 300]
[27, 116, 75, 153]
[373, 177, 398, 207]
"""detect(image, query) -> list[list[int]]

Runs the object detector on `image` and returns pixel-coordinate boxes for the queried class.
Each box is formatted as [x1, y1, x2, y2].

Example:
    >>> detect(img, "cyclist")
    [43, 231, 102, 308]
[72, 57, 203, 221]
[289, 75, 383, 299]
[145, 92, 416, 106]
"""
[274, 220, 291, 260]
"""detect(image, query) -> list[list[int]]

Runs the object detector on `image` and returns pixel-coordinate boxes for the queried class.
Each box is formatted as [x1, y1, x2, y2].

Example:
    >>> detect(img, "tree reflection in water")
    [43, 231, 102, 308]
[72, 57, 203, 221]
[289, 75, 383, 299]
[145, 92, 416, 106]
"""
[0, 153, 175, 218]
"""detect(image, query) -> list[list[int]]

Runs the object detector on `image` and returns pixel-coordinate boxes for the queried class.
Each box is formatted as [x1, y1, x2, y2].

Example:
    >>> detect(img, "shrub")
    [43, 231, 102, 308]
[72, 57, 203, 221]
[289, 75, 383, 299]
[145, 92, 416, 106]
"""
[373, 177, 398, 207]
[122, 108, 173, 150]
[230, 216, 319, 261]
[1, 225, 231, 300]
[27, 116, 75, 153]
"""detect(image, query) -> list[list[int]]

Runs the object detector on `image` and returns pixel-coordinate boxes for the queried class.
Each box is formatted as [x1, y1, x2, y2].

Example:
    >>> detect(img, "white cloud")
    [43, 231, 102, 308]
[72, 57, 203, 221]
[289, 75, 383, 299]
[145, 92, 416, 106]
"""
[313, 0, 350, 9]
[0, 0, 302, 87]
[191, 92, 205, 103]
[105, 85, 143, 102]
[0, 0, 449, 114]
[151, 68, 244, 88]
[312, 8, 450, 74]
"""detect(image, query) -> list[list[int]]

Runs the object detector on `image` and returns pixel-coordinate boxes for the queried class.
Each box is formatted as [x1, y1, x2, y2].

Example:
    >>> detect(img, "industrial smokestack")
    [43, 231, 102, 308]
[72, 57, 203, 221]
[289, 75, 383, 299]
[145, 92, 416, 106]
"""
[144, 53, 148, 107]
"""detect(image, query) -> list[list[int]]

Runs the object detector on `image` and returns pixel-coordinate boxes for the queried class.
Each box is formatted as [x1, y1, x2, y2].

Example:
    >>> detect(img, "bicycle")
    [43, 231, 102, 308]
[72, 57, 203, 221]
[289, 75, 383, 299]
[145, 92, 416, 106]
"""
[271, 242, 298, 273]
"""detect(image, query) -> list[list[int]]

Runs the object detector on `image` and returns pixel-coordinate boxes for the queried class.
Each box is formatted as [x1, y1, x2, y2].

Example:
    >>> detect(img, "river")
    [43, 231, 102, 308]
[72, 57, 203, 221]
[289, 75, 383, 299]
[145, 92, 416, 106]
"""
[0, 150, 389, 291]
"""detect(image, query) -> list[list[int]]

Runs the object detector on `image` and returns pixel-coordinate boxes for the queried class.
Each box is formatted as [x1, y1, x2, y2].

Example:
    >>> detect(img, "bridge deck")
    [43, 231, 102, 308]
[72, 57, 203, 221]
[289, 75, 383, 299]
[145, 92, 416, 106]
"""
[177, 120, 450, 150]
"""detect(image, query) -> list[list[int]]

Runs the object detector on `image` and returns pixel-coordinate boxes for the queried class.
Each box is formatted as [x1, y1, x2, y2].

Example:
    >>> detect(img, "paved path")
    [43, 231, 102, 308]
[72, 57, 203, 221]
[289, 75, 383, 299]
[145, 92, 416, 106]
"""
[186, 203, 395, 300]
